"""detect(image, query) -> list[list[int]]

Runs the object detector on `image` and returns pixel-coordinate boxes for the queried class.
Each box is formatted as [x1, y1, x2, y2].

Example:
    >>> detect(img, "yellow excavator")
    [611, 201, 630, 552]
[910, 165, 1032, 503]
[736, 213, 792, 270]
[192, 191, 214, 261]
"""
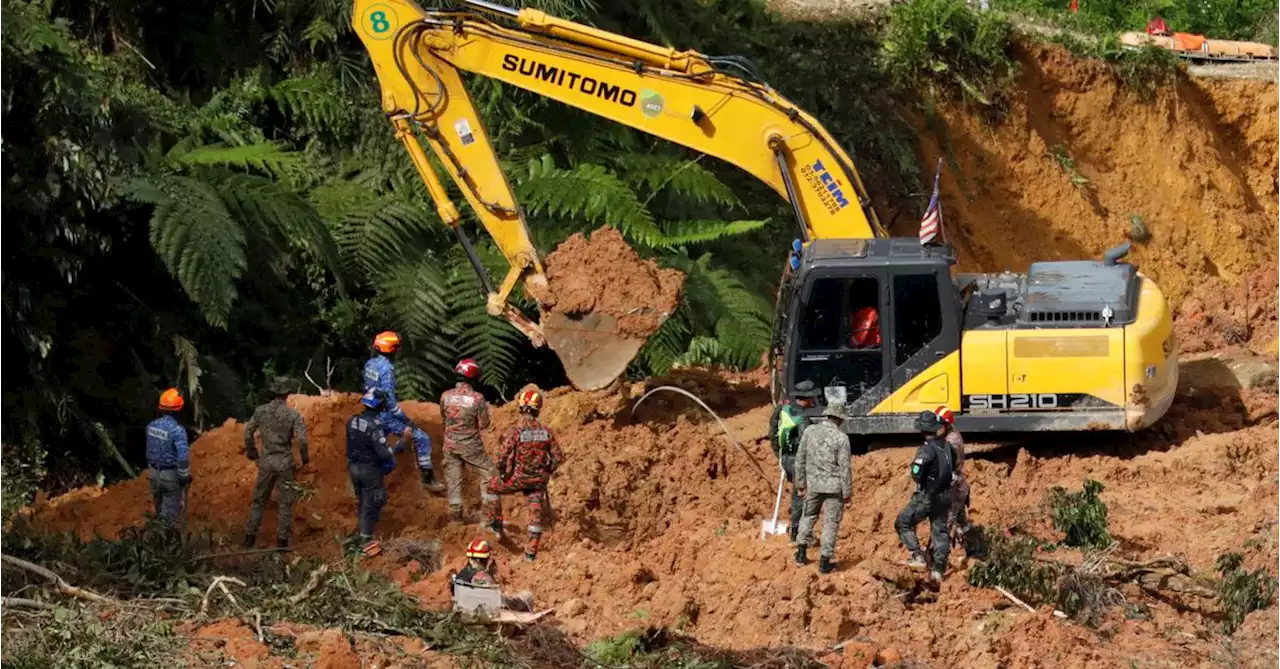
[353, 0, 1178, 433]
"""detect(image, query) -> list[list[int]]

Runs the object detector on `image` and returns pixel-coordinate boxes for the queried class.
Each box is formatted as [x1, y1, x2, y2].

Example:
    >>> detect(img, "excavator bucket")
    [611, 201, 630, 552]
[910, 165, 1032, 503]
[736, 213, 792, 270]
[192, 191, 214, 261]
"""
[542, 311, 652, 391]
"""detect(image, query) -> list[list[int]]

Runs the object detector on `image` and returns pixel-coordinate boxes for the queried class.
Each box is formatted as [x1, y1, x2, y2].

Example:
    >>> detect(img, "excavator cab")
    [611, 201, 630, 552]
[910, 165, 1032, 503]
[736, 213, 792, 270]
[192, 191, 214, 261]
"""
[772, 238, 961, 431]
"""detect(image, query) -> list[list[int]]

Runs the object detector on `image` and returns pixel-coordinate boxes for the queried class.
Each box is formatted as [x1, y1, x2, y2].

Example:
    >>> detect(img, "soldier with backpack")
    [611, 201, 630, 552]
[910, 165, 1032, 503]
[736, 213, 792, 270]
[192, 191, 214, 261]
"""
[896, 410, 958, 581]
[769, 380, 821, 543]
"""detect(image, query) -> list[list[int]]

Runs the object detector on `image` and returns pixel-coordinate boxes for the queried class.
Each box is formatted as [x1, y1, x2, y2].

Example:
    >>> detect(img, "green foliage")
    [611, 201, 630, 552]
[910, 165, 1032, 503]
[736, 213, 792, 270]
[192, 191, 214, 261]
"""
[1215, 552, 1277, 634]
[881, 0, 1017, 106]
[1, 605, 183, 669]
[1048, 479, 1113, 549]
[968, 529, 1059, 605]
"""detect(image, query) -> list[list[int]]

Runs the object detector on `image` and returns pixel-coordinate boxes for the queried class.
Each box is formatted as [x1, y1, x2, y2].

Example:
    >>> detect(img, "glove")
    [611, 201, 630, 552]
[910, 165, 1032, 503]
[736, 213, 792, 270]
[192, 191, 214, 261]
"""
[179, 469, 193, 487]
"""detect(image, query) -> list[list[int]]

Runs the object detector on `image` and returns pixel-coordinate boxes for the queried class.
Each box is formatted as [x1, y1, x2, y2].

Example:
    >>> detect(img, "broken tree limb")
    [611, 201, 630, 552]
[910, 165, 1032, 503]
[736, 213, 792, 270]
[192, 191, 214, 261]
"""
[200, 576, 247, 616]
[1, 555, 114, 604]
[189, 547, 292, 563]
[288, 564, 329, 605]
[995, 586, 1036, 613]
[2, 597, 57, 611]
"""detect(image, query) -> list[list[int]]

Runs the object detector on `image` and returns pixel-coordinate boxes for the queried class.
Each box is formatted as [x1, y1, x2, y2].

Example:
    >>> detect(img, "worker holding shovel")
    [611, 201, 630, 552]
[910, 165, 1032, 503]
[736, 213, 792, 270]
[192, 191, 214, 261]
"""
[767, 380, 821, 543]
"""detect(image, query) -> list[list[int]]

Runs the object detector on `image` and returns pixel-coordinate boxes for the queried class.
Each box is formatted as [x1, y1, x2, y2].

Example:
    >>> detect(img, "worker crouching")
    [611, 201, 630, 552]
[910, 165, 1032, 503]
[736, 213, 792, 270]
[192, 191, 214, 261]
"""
[484, 389, 564, 561]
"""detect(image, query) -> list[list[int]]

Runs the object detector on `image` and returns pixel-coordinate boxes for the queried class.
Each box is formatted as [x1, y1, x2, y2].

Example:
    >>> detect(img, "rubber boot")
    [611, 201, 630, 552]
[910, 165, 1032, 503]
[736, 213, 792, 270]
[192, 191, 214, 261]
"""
[486, 521, 504, 539]
[794, 544, 808, 566]
[420, 468, 446, 494]
[243, 533, 256, 548]
[819, 556, 836, 574]
[788, 525, 798, 544]
[930, 568, 944, 582]
[905, 551, 927, 569]
[449, 505, 464, 523]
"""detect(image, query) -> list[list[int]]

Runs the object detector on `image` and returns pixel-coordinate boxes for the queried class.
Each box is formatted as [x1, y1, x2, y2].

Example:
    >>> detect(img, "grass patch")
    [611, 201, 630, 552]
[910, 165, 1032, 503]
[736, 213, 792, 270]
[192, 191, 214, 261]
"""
[880, 0, 1018, 107]
[1216, 552, 1277, 634]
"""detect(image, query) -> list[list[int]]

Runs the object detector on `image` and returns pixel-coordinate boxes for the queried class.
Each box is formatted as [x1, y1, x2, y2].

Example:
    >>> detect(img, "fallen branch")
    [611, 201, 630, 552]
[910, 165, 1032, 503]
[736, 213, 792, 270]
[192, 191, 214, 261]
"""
[304, 358, 335, 397]
[189, 547, 292, 563]
[288, 564, 329, 605]
[200, 576, 247, 616]
[996, 586, 1036, 613]
[1, 555, 114, 604]
[2, 597, 57, 611]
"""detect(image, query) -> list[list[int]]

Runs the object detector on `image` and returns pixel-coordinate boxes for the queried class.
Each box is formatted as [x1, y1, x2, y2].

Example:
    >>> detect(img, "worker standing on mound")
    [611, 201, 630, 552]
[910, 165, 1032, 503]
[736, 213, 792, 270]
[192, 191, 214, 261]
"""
[347, 389, 397, 557]
[896, 411, 958, 581]
[485, 388, 564, 561]
[363, 330, 445, 494]
[935, 406, 972, 540]
[441, 359, 498, 524]
[769, 379, 821, 543]
[146, 388, 191, 527]
[242, 377, 309, 549]
[794, 404, 852, 574]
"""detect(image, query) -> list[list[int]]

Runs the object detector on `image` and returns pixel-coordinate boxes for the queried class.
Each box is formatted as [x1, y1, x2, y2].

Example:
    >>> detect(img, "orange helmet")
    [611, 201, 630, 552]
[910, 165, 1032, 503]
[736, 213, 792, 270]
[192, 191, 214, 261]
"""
[465, 538, 492, 560]
[515, 389, 543, 412]
[935, 406, 955, 426]
[372, 331, 401, 354]
[158, 388, 184, 411]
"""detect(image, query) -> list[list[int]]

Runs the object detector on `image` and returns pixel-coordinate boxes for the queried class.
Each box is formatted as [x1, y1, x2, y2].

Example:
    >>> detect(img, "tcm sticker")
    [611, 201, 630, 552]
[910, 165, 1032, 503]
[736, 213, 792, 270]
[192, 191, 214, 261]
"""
[454, 118, 475, 146]
[640, 89, 664, 118]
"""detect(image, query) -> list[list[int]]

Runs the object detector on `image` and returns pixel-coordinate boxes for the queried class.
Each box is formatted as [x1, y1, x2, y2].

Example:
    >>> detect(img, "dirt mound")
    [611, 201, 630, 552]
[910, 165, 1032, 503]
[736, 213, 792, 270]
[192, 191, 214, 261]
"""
[910, 42, 1278, 306]
[540, 226, 684, 337]
[1174, 266, 1278, 356]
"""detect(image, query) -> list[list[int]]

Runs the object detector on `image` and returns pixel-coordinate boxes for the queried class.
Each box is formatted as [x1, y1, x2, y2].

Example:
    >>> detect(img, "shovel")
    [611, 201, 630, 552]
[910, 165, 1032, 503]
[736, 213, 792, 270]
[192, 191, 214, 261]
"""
[759, 465, 790, 540]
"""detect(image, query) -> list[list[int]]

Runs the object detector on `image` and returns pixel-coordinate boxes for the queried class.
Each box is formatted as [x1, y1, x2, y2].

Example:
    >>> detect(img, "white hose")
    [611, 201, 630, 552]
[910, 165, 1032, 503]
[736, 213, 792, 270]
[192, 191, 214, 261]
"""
[632, 385, 772, 486]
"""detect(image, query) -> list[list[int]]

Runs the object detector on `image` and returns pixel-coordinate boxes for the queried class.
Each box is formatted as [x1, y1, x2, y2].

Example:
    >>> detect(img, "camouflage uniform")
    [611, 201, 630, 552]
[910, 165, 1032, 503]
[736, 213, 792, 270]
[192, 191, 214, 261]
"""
[440, 381, 498, 515]
[243, 388, 309, 546]
[484, 415, 564, 558]
[946, 429, 971, 534]
[794, 417, 852, 559]
[895, 435, 956, 572]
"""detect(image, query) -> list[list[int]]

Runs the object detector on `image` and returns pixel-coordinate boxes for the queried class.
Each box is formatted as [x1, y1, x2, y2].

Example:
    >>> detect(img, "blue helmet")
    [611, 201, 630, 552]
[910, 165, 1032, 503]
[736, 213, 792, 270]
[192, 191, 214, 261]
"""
[361, 389, 386, 409]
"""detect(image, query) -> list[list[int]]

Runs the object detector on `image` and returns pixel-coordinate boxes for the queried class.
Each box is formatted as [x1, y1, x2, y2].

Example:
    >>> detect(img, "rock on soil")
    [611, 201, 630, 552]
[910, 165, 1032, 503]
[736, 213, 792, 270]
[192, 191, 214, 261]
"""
[540, 226, 684, 338]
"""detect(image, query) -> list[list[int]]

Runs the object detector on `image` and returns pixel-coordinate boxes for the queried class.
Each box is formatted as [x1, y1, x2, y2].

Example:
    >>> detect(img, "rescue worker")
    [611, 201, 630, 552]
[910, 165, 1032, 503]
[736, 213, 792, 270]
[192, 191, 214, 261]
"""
[146, 388, 191, 527]
[769, 380, 821, 543]
[935, 406, 972, 539]
[242, 377, 310, 549]
[440, 358, 498, 523]
[794, 403, 852, 574]
[484, 388, 564, 561]
[348, 389, 397, 557]
[363, 330, 445, 493]
[451, 538, 534, 611]
[896, 410, 958, 581]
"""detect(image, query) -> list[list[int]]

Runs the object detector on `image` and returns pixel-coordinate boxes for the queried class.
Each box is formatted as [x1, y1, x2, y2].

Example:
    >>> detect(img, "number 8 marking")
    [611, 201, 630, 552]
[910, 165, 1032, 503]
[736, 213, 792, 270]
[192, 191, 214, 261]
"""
[370, 10, 390, 33]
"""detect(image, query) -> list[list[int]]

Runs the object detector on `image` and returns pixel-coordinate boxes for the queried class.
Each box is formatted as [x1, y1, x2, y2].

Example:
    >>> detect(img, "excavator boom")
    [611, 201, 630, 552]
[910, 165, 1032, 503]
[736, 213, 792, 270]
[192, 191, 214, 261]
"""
[353, 0, 884, 389]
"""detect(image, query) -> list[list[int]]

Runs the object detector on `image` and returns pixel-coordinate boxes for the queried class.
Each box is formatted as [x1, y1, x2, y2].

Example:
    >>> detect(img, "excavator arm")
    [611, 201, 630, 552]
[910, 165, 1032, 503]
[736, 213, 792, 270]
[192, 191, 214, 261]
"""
[353, 0, 886, 388]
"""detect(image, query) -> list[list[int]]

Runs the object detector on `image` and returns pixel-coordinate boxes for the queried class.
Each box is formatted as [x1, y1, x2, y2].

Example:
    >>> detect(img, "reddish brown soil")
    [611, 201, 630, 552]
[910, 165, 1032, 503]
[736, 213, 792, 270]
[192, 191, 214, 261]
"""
[909, 43, 1278, 306]
[540, 226, 685, 337]
[182, 619, 437, 668]
[1174, 266, 1279, 356]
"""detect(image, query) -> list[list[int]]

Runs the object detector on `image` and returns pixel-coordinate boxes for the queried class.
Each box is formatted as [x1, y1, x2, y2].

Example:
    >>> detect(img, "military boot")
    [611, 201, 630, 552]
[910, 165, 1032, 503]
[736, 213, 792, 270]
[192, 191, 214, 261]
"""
[243, 533, 256, 548]
[905, 551, 927, 569]
[277, 537, 289, 549]
[794, 544, 808, 566]
[818, 556, 837, 574]
[420, 468, 446, 494]
[449, 505, 464, 523]
[485, 521, 504, 539]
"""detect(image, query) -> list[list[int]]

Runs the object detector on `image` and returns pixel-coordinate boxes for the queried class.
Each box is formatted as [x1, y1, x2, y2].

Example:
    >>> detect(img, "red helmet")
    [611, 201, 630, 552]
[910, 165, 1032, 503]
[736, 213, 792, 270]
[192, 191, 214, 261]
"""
[373, 331, 401, 354]
[454, 358, 481, 379]
[516, 389, 543, 412]
[466, 538, 492, 560]
[935, 406, 955, 426]
[158, 388, 184, 411]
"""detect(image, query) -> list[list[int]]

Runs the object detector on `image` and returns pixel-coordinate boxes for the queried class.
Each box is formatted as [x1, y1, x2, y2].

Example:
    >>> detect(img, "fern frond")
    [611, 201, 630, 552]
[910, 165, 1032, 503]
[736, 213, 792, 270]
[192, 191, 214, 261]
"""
[216, 172, 343, 281]
[514, 154, 663, 248]
[656, 219, 769, 248]
[169, 141, 303, 180]
[326, 195, 436, 281]
[674, 336, 739, 369]
[126, 174, 248, 327]
[375, 259, 456, 389]
[612, 153, 740, 209]
[635, 305, 693, 376]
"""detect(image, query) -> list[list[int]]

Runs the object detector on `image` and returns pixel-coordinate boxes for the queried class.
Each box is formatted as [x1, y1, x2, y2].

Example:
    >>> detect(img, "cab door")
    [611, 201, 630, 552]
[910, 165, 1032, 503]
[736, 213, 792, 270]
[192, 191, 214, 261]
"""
[789, 269, 893, 416]
[886, 267, 961, 413]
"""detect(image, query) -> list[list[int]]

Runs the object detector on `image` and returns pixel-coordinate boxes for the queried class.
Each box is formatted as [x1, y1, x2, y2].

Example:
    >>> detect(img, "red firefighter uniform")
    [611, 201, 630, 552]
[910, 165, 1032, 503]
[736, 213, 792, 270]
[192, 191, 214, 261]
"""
[440, 380, 497, 516]
[484, 414, 564, 559]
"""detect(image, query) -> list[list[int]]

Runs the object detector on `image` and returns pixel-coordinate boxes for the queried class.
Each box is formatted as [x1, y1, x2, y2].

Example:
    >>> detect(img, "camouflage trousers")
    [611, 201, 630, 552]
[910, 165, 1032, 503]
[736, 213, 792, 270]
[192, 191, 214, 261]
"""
[796, 492, 845, 559]
[245, 454, 297, 544]
[149, 469, 185, 526]
[484, 479, 548, 556]
[896, 490, 953, 572]
[444, 444, 499, 509]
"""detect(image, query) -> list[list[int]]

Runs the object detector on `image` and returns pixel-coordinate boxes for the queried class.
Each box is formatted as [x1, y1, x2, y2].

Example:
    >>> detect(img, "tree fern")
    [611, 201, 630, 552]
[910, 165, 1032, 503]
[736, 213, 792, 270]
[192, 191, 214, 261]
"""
[168, 141, 303, 180]
[127, 174, 248, 327]
[674, 336, 740, 369]
[374, 257, 458, 394]
[514, 154, 663, 248]
[317, 185, 438, 281]
[612, 152, 741, 209]
[634, 305, 692, 375]
[655, 219, 769, 248]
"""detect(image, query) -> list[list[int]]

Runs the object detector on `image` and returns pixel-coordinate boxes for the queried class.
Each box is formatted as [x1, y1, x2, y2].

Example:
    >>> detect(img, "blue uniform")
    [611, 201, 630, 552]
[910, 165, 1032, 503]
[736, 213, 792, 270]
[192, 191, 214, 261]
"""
[144, 414, 190, 525]
[347, 411, 395, 539]
[363, 354, 433, 470]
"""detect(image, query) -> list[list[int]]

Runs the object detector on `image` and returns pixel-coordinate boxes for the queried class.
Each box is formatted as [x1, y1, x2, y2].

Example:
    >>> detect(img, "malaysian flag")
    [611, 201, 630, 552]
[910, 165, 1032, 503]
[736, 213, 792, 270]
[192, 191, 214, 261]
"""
[919, 158, 944, 246]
